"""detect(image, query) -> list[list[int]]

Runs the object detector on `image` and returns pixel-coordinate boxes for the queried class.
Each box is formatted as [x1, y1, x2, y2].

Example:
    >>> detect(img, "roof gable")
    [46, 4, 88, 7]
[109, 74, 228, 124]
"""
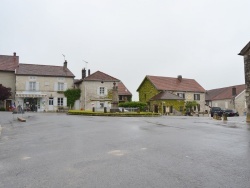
[16, 64, 75, 77]
[118, 82, 132, 96]
[206, 84, 246, 101]
[0, 54, 19, 71]
[84, 71, 120, 82]
[139, 75, 205, 92]
[150, 91, 184, 100]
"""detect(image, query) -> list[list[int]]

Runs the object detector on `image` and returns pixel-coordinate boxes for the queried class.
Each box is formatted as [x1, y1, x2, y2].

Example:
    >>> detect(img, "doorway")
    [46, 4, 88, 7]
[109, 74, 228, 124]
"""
[48, 98, 54, 111]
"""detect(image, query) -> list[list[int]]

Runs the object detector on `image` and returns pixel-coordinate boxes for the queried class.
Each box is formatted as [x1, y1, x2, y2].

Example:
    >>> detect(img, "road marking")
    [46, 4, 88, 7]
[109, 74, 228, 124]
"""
[108, 150, 125, 156]
[22, 157, 31, 160]
[141, 148, 147, 150]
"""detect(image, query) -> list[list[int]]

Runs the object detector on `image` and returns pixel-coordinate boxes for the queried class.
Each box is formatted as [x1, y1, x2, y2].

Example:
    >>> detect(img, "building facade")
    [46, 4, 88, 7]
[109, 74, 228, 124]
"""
[0, 52, 19, 110]
[15, 61, 74, 112]
[137, 75, 206, 114]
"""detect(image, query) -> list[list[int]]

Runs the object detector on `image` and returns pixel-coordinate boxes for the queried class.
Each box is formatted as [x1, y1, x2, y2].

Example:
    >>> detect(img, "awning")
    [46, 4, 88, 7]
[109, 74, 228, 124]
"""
[15, 93, 47, 98]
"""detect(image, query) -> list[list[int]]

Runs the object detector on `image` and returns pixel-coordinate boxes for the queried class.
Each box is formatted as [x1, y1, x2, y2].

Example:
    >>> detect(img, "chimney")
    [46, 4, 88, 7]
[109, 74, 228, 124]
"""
[63, 60, 67, 70]
[177, 75, 182, 82]
[232, 87, 236, 97]
[13, 52, 16, 56]
[82, 68, 86, 79]
[88, 69, 90, 76]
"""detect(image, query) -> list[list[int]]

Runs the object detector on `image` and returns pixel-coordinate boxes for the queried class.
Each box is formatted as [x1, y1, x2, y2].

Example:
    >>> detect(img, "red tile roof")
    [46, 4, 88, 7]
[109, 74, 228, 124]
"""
[84, 71, 120, 82]
[150, 91, 184, 100]
[118, 82, 132, 96]
[138, 75, 205, 92]
[16, 63, 75, 77]
[0, 54, 19, 71]
[206, 84, 246, 100]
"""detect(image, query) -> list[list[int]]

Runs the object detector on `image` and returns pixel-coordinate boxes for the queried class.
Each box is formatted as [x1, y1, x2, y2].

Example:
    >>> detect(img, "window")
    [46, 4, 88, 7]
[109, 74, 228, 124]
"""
[177, 93, 185, 99]
[58, 83, 64, 91]
[100, 103, 104, 108]
[99, 87, 105, 95]
[58, 98, 63, 106]
[179, 106, 184, 112]
[29, 82, 36, 91]
[194, 94, 200, 100]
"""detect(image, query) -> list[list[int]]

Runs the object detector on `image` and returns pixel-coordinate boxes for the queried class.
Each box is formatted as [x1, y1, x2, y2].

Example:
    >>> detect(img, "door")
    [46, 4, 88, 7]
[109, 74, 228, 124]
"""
[49, 98, 54, 111]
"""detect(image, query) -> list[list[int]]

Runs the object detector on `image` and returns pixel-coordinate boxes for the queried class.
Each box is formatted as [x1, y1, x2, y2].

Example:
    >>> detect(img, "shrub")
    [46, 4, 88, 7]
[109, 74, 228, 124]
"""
[0, 107, 6, 111]
[119, 101, 147, 111]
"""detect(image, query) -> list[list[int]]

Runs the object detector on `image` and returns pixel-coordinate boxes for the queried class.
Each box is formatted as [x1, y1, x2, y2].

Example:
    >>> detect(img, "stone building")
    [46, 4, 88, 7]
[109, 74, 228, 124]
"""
[0, 52, 19, 110]
[239, 41, 250, 121]
[205, 84, 246, 115]
[15, 61, 75, 112]
[74, 69, 132, 111]
[137, 75, 206, 114]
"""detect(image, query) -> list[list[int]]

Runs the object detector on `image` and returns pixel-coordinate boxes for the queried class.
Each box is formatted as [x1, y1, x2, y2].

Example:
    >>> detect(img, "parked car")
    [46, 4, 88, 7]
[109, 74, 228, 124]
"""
[223, 109, 239, 117]
[210, 107, 223, 117]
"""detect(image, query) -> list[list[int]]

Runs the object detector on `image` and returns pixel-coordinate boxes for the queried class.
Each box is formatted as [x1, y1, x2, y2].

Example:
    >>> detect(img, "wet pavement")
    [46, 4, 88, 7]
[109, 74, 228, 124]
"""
[0, 112, 250, 188]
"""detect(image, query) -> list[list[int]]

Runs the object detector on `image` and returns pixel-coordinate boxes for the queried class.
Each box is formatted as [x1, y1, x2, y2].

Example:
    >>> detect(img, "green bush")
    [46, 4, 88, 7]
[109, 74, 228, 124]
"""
[68, 110, 160, 117]
[0, 107, 6, 111]
[119, 101, 147, 111]
[64, 89, 81, 108]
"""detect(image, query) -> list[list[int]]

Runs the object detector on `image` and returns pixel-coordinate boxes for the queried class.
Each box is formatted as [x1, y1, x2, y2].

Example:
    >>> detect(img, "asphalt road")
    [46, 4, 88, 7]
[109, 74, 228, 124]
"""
[0, 112, 250, 188]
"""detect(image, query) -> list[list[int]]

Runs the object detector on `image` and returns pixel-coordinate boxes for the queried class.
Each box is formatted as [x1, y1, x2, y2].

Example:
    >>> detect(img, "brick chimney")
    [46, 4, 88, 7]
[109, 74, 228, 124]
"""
[88, 69, 90, 76]
[82, 68, 86, 79]
[63, 60, 67, 71]
[177, 75, 182, 82]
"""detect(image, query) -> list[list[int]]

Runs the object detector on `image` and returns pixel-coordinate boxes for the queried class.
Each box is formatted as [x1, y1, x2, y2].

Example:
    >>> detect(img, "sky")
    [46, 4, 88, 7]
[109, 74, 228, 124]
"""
[1, 0, 250, 101]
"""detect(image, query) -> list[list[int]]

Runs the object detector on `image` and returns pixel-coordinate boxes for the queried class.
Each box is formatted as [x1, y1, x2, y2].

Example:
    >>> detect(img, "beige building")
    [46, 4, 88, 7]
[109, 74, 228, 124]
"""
[74, 69, 132, 111]
[0, 52, 19, 110]
[15, 61, 75, 112]
[205, 84, 246, 115]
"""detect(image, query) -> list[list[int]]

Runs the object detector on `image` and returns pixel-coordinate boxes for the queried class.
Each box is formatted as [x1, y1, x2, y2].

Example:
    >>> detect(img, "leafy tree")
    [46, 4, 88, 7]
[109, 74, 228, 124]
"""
[185, 101, 198, 112]
[0, 84, 11, 101]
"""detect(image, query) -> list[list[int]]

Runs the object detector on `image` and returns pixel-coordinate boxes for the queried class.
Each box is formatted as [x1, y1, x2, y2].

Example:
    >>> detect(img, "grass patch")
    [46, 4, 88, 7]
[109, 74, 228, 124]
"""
[67, 110, 161, 117]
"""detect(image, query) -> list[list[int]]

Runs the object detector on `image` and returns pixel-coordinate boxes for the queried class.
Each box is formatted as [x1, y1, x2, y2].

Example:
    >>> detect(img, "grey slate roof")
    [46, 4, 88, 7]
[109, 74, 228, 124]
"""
[16, 63, 75, 77]
[150, 91, 184, 101]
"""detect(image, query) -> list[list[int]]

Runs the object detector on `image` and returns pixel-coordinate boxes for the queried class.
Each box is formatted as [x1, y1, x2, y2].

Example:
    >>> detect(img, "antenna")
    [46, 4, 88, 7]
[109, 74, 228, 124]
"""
[62, 54, 65, 61]
[83, 59, 88, 70]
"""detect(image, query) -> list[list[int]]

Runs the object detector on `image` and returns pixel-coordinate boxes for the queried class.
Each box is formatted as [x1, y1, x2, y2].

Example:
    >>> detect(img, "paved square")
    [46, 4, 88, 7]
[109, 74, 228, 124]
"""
[0, 112, 250, 188]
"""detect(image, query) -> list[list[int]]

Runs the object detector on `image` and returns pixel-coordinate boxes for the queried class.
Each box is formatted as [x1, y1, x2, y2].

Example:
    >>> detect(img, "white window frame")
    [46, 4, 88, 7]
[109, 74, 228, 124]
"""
[58, 83, 64, 91]
[58, 98, 63, 106]
[177, 93, 185, 99]
[99, 87, 105, 95]
[29, 82, 36, 91]
[194, 94, 200, 101]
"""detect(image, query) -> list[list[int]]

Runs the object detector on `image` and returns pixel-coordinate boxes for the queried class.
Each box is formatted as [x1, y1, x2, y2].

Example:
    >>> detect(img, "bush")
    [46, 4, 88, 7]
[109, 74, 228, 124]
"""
[0, 107, 6, 111]
[119, 101, 147, 111]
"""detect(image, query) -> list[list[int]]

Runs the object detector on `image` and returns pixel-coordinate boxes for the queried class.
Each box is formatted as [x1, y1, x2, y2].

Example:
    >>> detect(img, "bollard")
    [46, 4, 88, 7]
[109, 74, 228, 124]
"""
[104, 107, 107, 113]
[92, 107, 95, 112]
[223, 113, 228, 121]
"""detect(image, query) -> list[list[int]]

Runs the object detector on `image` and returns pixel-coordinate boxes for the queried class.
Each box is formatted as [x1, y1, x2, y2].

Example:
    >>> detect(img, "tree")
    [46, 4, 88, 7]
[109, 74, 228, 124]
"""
[0, 84, 12, 101]
[185, 101, 198, 112]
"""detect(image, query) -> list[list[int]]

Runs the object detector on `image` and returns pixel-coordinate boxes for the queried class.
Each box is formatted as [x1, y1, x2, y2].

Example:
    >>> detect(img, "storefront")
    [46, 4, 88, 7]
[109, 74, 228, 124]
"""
[15, 92, 47, 112]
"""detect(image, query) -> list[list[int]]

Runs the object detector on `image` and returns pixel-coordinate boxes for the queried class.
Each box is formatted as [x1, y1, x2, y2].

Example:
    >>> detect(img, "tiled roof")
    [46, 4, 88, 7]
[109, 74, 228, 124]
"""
[205, 84, 246, 100]
[16, 63, 75, 77]
[138, 75, 205, 92]
[0, 54, 19, 71]
[118, 82, 132, 96]
[150, 91, 184, 100]
[84, 71, 120, 82]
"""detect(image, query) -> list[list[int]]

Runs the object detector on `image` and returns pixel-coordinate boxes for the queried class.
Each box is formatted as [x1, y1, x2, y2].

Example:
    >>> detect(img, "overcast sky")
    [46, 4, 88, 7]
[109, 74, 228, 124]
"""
[1, 0, 250, 101]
